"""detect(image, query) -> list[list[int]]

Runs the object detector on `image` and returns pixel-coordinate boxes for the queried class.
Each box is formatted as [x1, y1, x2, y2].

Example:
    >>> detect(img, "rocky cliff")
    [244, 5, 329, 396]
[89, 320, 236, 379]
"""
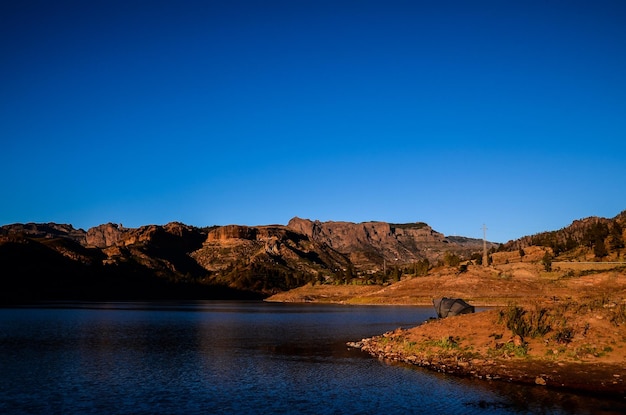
[0, 217, 496, 302]
[287, 217, 489, 269]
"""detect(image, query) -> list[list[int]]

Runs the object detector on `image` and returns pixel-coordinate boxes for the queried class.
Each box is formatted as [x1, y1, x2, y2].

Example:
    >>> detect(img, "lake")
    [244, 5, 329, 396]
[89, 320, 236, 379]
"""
[0, 301, 624, 414]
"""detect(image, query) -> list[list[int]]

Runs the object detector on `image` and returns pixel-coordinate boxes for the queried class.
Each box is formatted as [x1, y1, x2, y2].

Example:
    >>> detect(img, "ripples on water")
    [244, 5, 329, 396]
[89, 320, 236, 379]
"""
[0, 301, 624, 414]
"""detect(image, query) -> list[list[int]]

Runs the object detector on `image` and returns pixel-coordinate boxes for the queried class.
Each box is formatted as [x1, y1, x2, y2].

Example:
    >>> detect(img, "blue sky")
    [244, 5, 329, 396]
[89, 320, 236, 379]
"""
[1, 0, 625, 243]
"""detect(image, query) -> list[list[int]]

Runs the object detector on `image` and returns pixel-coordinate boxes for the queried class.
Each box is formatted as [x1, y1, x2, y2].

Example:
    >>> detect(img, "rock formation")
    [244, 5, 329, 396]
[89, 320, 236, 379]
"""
[287, 217, 489, 269]
[6, 211, 621, 302]
[85, 223, 127, 247]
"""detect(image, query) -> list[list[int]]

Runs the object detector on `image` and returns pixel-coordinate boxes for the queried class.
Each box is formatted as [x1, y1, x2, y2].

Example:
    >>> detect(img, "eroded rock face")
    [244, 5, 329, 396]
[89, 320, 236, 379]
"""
[85, 223, 127, 248]
[288, 217, 440, 247]
[287, 217, 479, 265]
[0, 223, 86, 244]
[206, 225, 258, 242]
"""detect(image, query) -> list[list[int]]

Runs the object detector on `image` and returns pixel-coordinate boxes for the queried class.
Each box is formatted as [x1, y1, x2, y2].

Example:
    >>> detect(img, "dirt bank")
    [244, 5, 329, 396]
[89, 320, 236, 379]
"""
[348, 305, 626, 398]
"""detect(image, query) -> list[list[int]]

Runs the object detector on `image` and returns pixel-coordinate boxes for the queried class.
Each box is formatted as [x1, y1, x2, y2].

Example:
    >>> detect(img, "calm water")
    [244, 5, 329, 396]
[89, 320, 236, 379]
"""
[0, 302, 624, 415]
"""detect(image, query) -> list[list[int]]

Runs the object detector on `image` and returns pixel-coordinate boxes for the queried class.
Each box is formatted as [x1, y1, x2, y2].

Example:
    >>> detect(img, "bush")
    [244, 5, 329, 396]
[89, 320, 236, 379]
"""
[499, 304, 552, 339]
[611, 303, 626, 326]
[553, 327, 574, 344]
[443, 252, 460, 267]
[413, 259, 430, 276]
[542, 252, 553, 272]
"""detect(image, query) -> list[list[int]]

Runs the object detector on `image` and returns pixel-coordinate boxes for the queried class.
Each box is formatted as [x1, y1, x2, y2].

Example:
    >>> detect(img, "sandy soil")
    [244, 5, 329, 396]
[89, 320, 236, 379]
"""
[267, 262, 626, 306]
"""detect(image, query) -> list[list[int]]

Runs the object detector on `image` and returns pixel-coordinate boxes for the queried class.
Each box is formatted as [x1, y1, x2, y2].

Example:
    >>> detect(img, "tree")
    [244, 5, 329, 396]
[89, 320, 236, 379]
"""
[583, 221, 609, 258]
[609, 221, 625, 256]
[519, 248, 525, 261]
[470, 252, 483, 265]
[443, 252, 460, 267]
[413, 259, 430, 276]
[541, 251, 553, 272]
[391, 266, 400, 282]
[594, 240, 608, 258]
[584, 221, 609, 248]
[565, 237, 578, 252]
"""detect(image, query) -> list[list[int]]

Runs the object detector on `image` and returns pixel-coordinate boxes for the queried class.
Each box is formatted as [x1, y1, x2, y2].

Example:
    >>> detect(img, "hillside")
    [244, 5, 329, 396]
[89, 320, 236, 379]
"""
[0, 218, 491, 303]
[500, 210, 626, 259]
[267, 256, 626, 305]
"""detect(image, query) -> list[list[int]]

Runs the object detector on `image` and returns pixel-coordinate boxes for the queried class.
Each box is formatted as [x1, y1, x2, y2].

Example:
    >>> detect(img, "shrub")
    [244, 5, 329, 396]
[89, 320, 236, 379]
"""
[553, 327, 574, 344]
[542, 252, 553, 272]
[499, 304, 552, 339]
[611, 303, 626, 326]
[443, 252, 460, 267]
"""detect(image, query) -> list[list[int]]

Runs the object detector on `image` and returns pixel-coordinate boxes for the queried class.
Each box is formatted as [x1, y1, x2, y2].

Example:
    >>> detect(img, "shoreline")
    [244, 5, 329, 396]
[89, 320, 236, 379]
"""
[343, 304, 626, 400]
[348, 334, 626, 399]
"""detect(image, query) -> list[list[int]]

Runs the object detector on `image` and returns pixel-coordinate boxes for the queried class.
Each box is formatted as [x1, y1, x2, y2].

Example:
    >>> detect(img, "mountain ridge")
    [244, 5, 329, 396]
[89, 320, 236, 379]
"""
[1, 211, 624, 302]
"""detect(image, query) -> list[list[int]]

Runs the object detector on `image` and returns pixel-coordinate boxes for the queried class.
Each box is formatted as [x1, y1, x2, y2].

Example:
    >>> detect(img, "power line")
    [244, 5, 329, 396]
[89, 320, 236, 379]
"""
[482, 224, 488, 267]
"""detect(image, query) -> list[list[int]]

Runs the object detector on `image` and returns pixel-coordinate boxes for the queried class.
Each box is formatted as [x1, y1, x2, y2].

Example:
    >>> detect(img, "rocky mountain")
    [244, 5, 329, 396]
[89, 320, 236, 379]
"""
[0, 222, 256, 303]
[0, 218, 492, 302]
[286, 217, 490, 269]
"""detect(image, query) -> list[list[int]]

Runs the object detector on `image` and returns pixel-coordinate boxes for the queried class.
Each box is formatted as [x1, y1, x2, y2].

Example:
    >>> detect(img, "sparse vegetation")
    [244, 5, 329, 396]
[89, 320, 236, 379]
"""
[443, 251, 461, 267]
[428, 336, 459, 350]
[498, 304, 552, 339]
[489, 341, 528, 358]
[552, 326, 574, 344]
[609, 220, 624, 256]
[611, 303, 626, 326]
[541, 251, 553, 272]
[412, 258, 430, 277]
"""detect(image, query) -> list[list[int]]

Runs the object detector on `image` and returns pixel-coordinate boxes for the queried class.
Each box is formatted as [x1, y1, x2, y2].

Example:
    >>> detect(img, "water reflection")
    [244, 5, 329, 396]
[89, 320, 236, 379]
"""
[1, 302, 625, 414]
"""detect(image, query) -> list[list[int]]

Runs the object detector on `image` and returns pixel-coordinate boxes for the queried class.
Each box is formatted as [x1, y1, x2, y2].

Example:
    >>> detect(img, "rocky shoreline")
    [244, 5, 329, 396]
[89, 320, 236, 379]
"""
[346, 307, 626, 400]
[348, 335, 625, 398]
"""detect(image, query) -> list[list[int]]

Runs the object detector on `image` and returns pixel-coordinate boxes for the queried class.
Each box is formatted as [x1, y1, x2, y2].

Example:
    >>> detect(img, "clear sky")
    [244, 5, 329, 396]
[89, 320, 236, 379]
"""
[1, 0, 625, 243]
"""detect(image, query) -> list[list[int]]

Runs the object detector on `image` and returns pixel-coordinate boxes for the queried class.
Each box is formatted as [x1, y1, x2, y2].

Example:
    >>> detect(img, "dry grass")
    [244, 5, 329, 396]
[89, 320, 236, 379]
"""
[267, 261, 626, 307]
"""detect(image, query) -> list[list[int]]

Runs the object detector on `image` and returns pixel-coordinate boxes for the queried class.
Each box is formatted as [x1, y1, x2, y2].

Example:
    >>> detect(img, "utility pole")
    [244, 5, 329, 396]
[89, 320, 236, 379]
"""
[482, 224, 488, 267]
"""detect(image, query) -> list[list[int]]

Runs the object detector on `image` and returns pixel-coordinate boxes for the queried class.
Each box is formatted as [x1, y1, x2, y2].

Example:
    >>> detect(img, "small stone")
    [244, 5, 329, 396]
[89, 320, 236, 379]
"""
[535, 377, 547, 386]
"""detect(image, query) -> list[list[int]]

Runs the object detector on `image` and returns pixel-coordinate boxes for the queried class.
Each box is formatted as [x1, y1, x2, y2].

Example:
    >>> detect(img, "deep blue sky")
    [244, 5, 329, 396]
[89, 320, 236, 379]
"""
[2, 0, 625, 243]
